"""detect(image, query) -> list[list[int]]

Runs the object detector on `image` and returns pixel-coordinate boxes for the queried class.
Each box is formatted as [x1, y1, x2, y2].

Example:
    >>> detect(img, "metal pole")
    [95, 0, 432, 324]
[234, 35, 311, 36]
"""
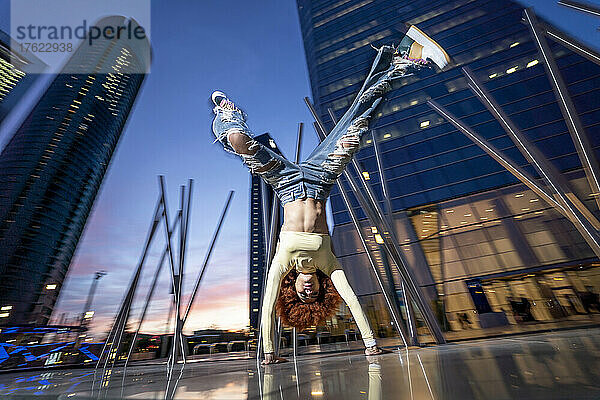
[427, 99, 600, 258]
[268, 198, 281, 354]
[159, 176, 183, 376]
[295, 123, 304, 164]
[96, 196, 163, 370]
[292, 327, 300, 397]
[558, 0, 600, 17]
[306, 97, 445, 344]
[124, 214, 181, 370]
[327, 108, 337, 129]
[81, 271, 106, 326]
[178, 184, 185, 308]
[310, 119, 408, 345]
[292, 122, 304, 356]
[463, 66, 600, 225]
[525, 8, 600, 210]
[109, 201, 163, 369]
[261, 181, 271, 257]
[335, 164, 409, 346]
[330, 107, 419, 345]
[176, 185, 187, 362]
[462, 66, 600, 231]
[370, 133, 392, 218]
[182, 180, 194, 288]
[182, 190, 234, 325]
[371, 131, 420, 346]
[539, 22, 600, 66]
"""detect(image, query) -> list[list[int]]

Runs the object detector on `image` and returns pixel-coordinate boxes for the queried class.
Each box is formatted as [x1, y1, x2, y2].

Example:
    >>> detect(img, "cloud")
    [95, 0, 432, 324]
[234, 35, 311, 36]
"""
[54, 230, 250, 338]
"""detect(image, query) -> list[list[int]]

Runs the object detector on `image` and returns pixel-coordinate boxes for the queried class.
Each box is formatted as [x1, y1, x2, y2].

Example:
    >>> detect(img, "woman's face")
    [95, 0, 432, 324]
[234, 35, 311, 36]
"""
[295, 272, 320, 303]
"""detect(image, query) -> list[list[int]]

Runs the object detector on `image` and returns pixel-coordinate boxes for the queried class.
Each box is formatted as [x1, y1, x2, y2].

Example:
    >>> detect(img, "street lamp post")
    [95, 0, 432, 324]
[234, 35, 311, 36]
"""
[81, 271, 107, 327]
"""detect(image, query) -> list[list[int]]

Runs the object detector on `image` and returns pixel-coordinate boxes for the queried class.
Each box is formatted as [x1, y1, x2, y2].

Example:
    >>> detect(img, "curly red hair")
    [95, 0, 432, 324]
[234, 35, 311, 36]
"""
[275, 269, 342, 330]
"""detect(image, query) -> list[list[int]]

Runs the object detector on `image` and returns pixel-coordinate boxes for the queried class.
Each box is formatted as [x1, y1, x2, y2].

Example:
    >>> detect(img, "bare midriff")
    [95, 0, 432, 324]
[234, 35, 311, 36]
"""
[281, 198, 329, 234]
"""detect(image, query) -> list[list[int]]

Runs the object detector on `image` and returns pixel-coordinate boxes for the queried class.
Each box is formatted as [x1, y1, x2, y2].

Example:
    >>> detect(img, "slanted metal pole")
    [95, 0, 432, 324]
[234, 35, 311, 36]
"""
[558, 0, 600, 17]
[311, 121, 408, 346]
[371, 131, 420, 346]
[96, 196, 163, 371]
[159, 176, 183, 376]
[427, 99, 600, 258]
[295, 123, 304, 164]
[182, 180, 194, 285]
[289, 122, 304, 357]
[327, 109, 337, 129]
[312, 101, 445, 344]
[269, 199, 282, 356]
[539, 22, 600, 66]
[176, 185, 186, 362]
[261, 181, 271, 256]
[463, 66, 600, 232]
[306, 97, 444, 344]
[180, 179, 193, 358]
[330, 107, 419, 345]
[80, 270, 106, 326]
[182, 190, 234, 325]
[292, 327, 300, 397]
[123, 214, 181, 370]
[525, 8, 600, 210]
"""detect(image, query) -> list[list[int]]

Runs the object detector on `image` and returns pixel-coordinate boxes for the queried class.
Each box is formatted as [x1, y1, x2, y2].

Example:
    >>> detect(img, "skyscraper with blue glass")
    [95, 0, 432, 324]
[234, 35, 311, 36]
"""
[0, 16, 150, 326]
[0, 30, 46, 123]
[248, 133, 284, 330]
[297, 0, 600, 339]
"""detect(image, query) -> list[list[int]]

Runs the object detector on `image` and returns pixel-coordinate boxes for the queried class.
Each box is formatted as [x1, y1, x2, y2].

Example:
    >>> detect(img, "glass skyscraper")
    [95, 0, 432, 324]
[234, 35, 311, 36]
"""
[0, 30, 46, 123]
[0, 16, 150, 326]
[248, 133, 283, 330]
[297, 0, 600, 340]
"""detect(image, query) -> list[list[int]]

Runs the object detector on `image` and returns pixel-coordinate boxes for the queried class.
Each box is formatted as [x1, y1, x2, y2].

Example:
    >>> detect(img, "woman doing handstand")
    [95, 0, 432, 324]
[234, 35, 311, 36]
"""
[210, 26, 449, 364]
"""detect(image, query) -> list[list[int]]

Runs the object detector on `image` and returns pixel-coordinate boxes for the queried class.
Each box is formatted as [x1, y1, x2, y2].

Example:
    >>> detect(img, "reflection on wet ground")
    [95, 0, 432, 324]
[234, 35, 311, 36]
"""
[1, 328, 600, 399]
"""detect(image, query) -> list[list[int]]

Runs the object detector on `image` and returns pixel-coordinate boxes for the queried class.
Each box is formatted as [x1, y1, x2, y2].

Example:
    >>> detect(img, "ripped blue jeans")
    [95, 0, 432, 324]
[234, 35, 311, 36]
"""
[212, 45, 428, 205]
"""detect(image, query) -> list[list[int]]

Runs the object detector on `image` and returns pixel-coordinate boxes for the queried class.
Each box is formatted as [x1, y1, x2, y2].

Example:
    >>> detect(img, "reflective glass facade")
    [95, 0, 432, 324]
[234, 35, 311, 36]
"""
[248, 133, 281, 330]
[0, 30, 46, 123]
[0, 17, 150, 326]
[297, 0, 600, 340]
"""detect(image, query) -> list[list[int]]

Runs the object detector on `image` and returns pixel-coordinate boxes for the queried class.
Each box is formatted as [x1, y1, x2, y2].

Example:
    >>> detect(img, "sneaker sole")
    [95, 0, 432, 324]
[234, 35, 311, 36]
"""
[406, 25, 451, 69]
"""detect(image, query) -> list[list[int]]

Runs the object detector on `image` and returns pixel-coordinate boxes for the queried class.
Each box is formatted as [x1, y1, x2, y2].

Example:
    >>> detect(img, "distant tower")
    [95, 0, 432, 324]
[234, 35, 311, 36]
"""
[248, 133, 283, 330]
[0, 16, 151, 325]
[0, 30, 46, 123]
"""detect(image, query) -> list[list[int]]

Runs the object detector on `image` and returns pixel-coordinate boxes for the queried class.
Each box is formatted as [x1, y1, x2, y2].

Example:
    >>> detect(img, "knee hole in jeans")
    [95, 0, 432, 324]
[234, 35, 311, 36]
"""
[227, 130, 257, 155]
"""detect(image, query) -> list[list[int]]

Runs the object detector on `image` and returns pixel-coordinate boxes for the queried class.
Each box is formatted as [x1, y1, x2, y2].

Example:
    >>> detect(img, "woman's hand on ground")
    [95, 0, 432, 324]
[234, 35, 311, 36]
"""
[262, 353, 288, 365]
[364, 346, 385, 356]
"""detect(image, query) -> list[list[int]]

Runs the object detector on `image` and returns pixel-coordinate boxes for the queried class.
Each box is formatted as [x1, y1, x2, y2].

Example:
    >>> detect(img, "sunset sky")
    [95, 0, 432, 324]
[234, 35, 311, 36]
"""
[0, 0, 598, 338]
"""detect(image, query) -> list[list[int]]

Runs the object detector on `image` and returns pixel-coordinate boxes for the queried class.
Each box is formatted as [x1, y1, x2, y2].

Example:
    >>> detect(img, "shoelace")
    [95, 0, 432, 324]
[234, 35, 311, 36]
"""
[392, 54, 428, 73]
[213, 99, 243, 123]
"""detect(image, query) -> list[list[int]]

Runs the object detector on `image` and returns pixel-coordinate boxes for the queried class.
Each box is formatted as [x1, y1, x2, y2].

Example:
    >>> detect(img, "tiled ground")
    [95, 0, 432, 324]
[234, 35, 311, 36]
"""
[1, 328, 600, 399]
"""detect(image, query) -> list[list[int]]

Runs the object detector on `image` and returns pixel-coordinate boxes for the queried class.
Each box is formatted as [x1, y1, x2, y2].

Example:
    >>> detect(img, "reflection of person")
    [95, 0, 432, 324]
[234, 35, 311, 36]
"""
[210, 26, 450, 365]
[366, 355, 383, 400]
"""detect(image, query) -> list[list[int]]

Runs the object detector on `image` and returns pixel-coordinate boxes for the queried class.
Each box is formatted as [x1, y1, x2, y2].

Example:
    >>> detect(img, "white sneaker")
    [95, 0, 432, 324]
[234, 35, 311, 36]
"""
[405, 25, 451, 69]
[211, 90, 240, 113]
